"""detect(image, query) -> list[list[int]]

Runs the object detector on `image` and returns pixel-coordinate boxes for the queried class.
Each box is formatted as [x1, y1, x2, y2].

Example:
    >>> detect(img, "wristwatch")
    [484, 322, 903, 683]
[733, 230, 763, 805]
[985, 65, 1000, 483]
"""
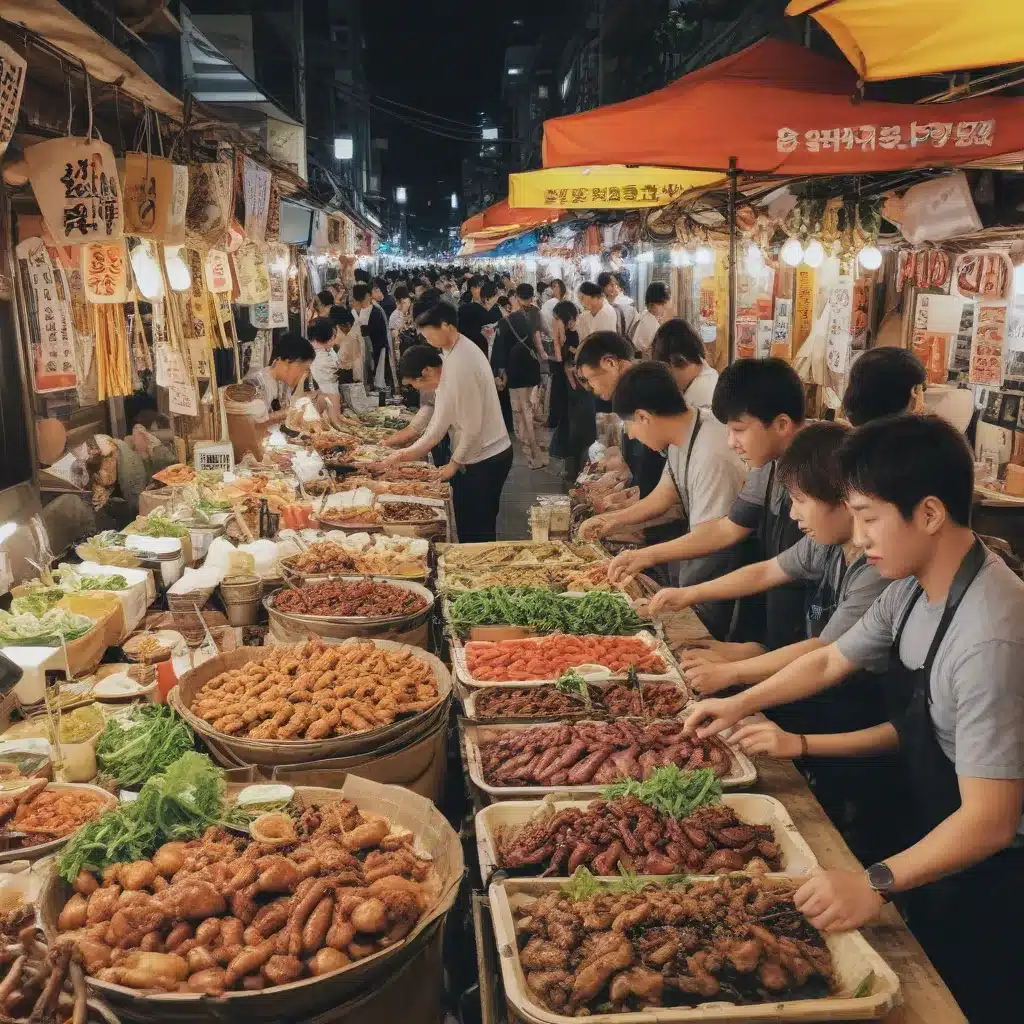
[865, 862, 895, 901]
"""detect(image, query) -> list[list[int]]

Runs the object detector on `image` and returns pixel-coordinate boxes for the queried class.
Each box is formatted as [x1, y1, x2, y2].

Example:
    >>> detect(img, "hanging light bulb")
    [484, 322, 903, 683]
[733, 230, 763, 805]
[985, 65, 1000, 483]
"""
[129, 239, 164, 300]
[637, 249, 654, 264]
[802, 239, 825, 268]
[164, 245, 192, 292]
[780, 237, 804, 267]
[695, 245, 714, 266]
[744, 243, 764, 274]
[857, 244, 883, 271]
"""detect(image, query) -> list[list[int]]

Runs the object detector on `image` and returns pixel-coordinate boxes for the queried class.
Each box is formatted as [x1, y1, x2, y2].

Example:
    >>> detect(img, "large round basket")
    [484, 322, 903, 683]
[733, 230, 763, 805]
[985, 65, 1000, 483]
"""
[263, 577, 434, 640]
[0, 783, 117, 865]
[39, 781, 464, 1024]
[169, 638, 452, 765]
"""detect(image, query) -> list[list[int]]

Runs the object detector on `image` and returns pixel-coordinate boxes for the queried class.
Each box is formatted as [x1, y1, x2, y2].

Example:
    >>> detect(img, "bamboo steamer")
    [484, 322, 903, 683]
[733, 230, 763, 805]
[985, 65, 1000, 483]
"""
[170, 639, 452, 765]
[39, 778, 465, 1024]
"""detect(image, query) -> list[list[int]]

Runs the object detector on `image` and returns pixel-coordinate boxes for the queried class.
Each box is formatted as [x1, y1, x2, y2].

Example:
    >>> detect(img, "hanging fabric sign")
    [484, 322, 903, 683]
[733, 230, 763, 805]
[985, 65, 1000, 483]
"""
[25, 137, 123, 244]
[165, 165, 189, 245]
[81, 242, 128, 303]
[266, 242, 289, 328]
[793, 267, 816, 350]
[969, 302, 1007, 386]
[17, 238, 78, 392]
[735, 318, 757, 359]
[122, 153, 172, 237]
[0, 41, 27, 159]
[233, 242, 271, 305]
[242, 155, 271, 243]
[756, 319, 774, 359]
[184, 249, 213, 346]
[204, 249, 231, 293]
[825, 277, 854, 376]
[265, 176, 281, 242]
[186, 162, 232, 248]
[164, 345, 198, 416]
[152, 305, 169, 386]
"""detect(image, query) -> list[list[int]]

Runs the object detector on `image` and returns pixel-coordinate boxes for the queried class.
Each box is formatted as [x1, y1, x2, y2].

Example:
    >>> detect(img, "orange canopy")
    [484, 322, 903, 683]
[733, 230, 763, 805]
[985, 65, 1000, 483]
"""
[542, 38, 1024, 176]
[460, 199, 561, 239]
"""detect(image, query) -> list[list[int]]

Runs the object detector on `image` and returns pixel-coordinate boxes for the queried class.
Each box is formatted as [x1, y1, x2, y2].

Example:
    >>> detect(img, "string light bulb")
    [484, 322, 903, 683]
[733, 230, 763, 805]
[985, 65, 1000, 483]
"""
[857, 244, 883, 270]
[695, 245, 714, 266]
[164, 246, 192, 291]
[802, 239, 825, 268]
[780, 237, 804, 267]
[129, 239, 164, 300]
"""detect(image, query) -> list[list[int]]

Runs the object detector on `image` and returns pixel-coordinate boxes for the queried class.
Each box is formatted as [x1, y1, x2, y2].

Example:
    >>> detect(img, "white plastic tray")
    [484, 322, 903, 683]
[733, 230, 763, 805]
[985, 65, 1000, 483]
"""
[461, 720, 757, 798]
[474, 793, 818, 885]
[490, 876, 901, 1024]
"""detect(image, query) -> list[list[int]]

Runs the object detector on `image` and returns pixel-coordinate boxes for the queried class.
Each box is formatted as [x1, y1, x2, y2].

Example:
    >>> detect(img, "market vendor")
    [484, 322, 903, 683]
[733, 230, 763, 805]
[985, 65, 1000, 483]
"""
[379, 303, 511, 542]
[584, 362, 749, 638]
[650, 318, 719, 411]
[609, 357, 811, 653]
[382, 344, 451, 467]
[243, 332, 316, 440]
[685, 415, 1024, 1022]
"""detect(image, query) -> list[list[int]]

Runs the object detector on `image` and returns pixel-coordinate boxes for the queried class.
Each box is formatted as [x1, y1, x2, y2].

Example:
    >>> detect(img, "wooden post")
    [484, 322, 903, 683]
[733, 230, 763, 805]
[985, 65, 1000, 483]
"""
[727, 156, 738, 364]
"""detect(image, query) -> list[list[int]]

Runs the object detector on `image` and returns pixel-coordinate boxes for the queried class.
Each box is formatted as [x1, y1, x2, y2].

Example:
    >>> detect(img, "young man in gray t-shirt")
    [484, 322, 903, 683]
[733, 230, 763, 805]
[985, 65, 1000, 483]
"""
[684, 415, 1024, 1021]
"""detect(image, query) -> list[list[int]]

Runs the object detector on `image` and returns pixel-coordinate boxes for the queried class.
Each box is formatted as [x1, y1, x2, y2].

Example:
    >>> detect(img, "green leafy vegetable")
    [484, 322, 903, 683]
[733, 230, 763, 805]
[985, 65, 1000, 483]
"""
[561, 866, 604, 901]
[128, 512, 189, 539]
[56, 569, 128, 592]
[554, 669, 591, 704]
[852, 972, 875, 999]
[96, 705, 195, 787]
[10, 590, 65, 616]
[0, 608, 94, 647]
[58, 752, 236, 881]
[602, 765, 722, 819]
[449, 587, 649, 637]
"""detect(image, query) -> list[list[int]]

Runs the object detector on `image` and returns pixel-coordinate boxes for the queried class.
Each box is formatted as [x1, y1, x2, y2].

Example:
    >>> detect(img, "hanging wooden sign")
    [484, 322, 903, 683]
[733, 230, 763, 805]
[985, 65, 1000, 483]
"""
[81, 242, 128, 303]
[233, 242, 271, 305]
[0, 40, 27, 159]
[242, 155, 271, 243]
[16, 238, 78, 392]
[204, 249, 231, 293]
[266, 242, 289, 328]
[24, 137, 123, 244]
[122, 152, 172, 237]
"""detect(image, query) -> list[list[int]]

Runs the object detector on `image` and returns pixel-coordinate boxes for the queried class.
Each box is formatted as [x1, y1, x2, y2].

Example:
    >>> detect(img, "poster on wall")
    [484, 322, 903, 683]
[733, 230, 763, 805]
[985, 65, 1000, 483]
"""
[969, 302, 1008, 385]
[0, 41, 27, 159]
[242, 155, 271, 243]
[755, 320, 773, 359]
[770, 298, 792, 360]
[735, 318, 757, 359]
[949, 300, 975, 376]
[17, 238, 78, 392]
[1003, 298, 1024, 380]
[913, 293, 965, 384]
[24, 137, 124, 244]
[825, 277, 853, 376]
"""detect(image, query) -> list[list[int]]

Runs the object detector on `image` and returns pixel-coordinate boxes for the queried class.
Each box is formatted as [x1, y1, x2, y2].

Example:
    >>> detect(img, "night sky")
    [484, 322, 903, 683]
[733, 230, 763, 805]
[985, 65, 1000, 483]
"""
[360, 0, 551, 239]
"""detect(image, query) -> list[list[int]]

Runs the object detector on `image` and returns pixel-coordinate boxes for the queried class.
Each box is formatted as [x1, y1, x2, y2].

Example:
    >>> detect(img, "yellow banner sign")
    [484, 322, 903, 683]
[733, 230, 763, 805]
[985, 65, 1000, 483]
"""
[509, 165, 723, 209]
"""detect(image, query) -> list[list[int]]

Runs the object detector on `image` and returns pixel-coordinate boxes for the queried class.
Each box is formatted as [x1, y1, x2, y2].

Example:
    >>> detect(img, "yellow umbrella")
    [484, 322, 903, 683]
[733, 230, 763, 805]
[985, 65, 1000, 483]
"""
[787, 0, 1024, 81]
[508, 165, 723, 210]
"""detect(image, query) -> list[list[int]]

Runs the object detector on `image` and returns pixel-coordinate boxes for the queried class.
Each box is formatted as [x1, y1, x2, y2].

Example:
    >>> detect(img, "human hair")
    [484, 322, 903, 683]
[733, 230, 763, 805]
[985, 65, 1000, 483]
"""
[597, 271, 615, 290]
[612, 362, 688, 419]
[354, 268, 370, 284]
[552, 300, 578, 326]
[317, 289, 335, 308]
[842, 347, 927, 426]
[371, 276, 387, 292]
[496, 295, 511, 311]
[411, 297, 434, 321]
[351, 283, 371, 303]
[308, 317, 335, 344]
[393, 283, 410, 302]
[270, 333, 315, 363]
[711, 357, 805, 426]
[645, 281, 670, 307]
[776, 421, 850, 504]
[415, 301, 458, 329]
[480, 281, 498, 301]
[468, 274, 484, 290]
[838, 414, 973, 526]
[576, 331, 634, 368]
[420, 287, 443, 305]
[651, 318, 705, 367]
[549, 279, 566, 300]
[399, 343, 443, 380]
[579, 281, 603, 299]
[516, 282, 534, 301]
[328, 305, 355, 328]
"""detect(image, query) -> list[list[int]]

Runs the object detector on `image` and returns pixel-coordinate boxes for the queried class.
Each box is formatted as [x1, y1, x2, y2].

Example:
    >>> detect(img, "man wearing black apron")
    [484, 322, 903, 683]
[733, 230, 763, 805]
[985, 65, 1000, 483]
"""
[684, 416, 1024, 1021]
[585, 362, 749, 637]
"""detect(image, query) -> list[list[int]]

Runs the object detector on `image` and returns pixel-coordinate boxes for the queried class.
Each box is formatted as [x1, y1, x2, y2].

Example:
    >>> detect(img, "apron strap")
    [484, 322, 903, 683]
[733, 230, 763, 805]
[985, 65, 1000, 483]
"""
[665, 410, 703, 521]
[921, 536, 988, 679]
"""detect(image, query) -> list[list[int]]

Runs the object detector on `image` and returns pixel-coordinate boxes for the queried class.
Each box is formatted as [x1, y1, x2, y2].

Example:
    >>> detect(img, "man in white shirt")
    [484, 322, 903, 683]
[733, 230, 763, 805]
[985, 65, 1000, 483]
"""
[577, 281, 618, 340]
[599, 271, 638, 335]
[651, 318, 719, 410]
[630, 281, 671, 356]
[381, 303, 512, 542]
[540, 279, 570, 336]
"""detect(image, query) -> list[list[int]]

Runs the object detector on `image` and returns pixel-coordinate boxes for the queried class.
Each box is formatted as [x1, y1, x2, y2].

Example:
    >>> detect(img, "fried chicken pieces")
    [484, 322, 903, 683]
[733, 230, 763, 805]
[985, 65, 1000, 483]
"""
[514, 877, 834, 1014]
[479, 721, 733, 788]
[498, 797, 781, 877]
[57, 801, 438, 994]
[189, 638, 439, 741]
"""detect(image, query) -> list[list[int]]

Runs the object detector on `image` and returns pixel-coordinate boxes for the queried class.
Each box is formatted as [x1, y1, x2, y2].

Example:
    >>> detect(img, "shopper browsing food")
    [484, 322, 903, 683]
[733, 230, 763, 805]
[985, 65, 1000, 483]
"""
[382, 344, 451, 467]
[628, 281, 671, 356]
[307, 316, 346, 427]
[609, 357, 810, 653]
[381, 303, 511, 541]
[685, 415, 1024, 1022]
[651, 317, 719, 410]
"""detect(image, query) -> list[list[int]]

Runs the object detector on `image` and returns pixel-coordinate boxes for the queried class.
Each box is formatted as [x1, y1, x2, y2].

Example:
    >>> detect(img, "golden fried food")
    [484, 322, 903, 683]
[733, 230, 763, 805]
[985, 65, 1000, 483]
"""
[189, 638, 440, 741]
[10, 786, 107, 838]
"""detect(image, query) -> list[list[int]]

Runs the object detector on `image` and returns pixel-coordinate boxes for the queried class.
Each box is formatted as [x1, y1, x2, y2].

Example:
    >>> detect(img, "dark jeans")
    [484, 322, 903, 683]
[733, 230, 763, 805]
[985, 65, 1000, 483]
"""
[451, 446, 513, 542]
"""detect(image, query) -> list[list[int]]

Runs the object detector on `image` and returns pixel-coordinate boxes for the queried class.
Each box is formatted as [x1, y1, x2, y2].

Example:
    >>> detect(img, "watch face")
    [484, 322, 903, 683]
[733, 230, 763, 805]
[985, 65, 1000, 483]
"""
[867, 862, 895, 891]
